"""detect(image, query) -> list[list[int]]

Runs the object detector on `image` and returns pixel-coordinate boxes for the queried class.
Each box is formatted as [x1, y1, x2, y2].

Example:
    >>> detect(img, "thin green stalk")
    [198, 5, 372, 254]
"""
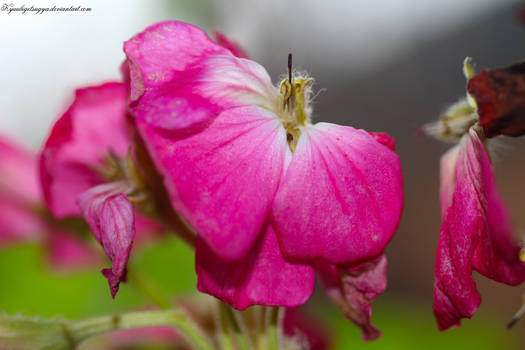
[70, 309, 214, 350]
[217, 303, 236, 350]
[223, 307, 253, 350]
[266, 307, 280, 350]
[0, 309, 214, 350]
[127, 267, 172, 309]
[232, 309, 256, 350]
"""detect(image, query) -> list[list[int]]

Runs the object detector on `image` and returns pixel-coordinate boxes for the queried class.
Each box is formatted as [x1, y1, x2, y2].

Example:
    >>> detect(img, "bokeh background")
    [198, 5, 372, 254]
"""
[1, 0, 525, 349]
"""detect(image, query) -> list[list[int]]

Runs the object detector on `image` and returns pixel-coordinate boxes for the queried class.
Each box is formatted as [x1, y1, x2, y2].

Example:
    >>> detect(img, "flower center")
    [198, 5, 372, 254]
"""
[275, 54, 313, 152]
[424, 99, 478, 141]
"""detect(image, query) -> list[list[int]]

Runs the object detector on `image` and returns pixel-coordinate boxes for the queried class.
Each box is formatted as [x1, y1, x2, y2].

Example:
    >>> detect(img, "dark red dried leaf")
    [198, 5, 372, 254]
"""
[467, 62, 525, 138]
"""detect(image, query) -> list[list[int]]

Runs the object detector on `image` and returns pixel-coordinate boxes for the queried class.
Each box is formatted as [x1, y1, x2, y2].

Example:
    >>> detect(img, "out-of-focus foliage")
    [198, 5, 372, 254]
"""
[0, 236, 519, 349]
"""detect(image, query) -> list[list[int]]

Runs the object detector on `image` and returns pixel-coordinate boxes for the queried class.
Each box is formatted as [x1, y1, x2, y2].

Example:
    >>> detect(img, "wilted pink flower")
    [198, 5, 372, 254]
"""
[318, 255, 387, 341]
[0, 134, 97, 267]
[467, 61, 525, 138]
[433, 127, 525, 330]
[123, 20, 403, 311]
[426, 59, 525, 330]
[39, 82, 161, 297]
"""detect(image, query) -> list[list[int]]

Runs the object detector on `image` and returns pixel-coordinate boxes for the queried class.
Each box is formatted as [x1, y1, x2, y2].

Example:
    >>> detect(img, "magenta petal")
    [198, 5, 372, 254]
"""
[319, 255, 387, 341]
[77, 183, 136, 297]
[368, 131, 395, 151]
[273, 123, 403, 265]
[136, 105, 288, 260]
[124, 21, 229, 100]
[433, 129, 525, 330]
[212, 30, 250, 59]
[39, 82, 132, 218]
[124, 21, 275, 131]
[196, 225, 315, 310]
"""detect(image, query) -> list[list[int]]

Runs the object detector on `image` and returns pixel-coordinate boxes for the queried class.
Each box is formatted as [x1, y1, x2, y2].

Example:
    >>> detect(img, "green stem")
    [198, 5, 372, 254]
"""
[0, 309, 214, 350]
[216, 302, 255, 350]
[127, 267, 172, 309]
[217, 303, 236, 350]
[70, 309, 214, 350]
[266, 307, 280, 350]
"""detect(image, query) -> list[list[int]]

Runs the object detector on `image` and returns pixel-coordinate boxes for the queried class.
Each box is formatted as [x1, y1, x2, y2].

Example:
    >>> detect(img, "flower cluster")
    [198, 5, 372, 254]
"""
[4, 17, 525, 350]
[0, 20, 405, 345]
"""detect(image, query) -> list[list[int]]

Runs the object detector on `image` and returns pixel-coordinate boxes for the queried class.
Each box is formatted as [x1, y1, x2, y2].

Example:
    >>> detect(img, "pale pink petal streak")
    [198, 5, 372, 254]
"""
[439, 145, 460, 218]
[135, 105, 289, 260]
[273, 123, 403, 265]
[124, 21, 275, 131]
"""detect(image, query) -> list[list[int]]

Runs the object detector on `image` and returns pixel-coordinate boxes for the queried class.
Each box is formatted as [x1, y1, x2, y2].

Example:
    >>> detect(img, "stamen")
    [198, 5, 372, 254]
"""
[288, 53, 292, 84]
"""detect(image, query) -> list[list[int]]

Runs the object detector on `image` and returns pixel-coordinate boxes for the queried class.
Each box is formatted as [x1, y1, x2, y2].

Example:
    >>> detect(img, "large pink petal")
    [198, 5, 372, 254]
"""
[196, 225, 315, 310]
[136, 105, 289, 260]
[77, 183, 136, 297]
[433, 128, 525, 330]
[124, 21, 275, 131]
[39, 82, 132, 218]
[318, 255, 387, 341]
[273, 123, 403, 265]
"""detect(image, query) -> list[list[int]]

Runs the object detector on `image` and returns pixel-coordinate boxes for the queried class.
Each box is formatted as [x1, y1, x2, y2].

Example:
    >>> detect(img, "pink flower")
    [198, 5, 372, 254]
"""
[39, 82, 161, 297]
[426, 59, 525, 330]
[0, 134, 97, 267]
[124, 21, 403, 311]
[434, 127, 525, 330]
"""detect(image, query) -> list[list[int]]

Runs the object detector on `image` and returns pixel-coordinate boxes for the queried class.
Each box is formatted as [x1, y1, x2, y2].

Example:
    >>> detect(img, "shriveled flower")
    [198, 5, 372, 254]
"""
[318, 255, 387, 341]
[123, 20, 403, 316]
[39, 82, 162, 297]
[467, 61, 525, 138]
[425, 58, 525, 330]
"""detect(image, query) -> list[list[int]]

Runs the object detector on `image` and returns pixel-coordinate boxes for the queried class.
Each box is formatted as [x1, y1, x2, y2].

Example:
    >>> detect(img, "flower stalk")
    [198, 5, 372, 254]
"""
[0, 309, 214, 350]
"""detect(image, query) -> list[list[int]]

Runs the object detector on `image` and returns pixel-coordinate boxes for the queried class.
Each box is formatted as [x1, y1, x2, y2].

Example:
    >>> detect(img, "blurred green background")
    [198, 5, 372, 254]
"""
[1, 0, 525, 349]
